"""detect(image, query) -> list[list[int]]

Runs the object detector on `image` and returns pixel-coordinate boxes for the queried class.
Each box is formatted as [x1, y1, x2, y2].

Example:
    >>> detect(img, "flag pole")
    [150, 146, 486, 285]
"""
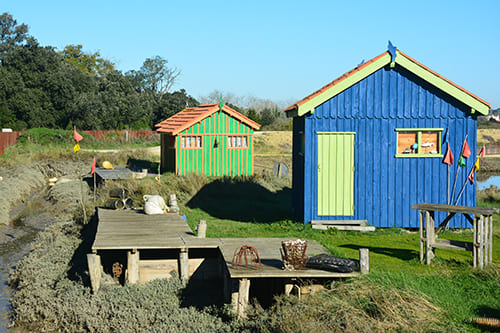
[450, 134, 467, 204]
[454, 164, 475, 206]
[447, 164, 450, 204]
[454, 146, 484, 206]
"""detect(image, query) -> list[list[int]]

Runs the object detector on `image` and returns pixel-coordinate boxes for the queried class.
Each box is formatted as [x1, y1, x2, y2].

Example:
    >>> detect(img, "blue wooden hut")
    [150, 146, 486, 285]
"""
[285, 46, 490, 227]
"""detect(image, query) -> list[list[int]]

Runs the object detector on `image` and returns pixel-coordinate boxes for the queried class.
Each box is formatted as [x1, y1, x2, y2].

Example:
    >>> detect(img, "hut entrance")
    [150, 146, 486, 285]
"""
[317, 132, 355, 216]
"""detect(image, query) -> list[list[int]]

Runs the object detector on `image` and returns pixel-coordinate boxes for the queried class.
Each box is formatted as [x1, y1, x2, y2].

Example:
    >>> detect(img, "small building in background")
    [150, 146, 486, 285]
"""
[285, 45, 490, 227]
[156, 103, 261, 176]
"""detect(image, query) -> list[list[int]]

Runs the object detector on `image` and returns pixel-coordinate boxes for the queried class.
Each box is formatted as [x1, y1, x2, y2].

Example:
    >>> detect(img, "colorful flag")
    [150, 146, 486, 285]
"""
[462, 138, 471, 158]
[90, 157, 96, 175]
[473, 159, 479, 172]
[442, 143, 453, 165]
[74, 129, 83, 143]
[458, 156, 465, 167]
[73, 143, 80, 153]
[468, 170, 474, 184]
[479, 145, 486, 157]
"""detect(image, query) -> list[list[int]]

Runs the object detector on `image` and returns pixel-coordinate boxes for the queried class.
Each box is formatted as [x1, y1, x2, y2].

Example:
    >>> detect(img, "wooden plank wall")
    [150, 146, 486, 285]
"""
[296, 65, 477, 228]
[176, 111, 254, 176]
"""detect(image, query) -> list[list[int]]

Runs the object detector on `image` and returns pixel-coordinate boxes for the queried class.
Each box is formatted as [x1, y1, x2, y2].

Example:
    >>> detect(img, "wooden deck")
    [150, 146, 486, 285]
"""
[89, 208, 366, 317]
[92, 209, 360, 279]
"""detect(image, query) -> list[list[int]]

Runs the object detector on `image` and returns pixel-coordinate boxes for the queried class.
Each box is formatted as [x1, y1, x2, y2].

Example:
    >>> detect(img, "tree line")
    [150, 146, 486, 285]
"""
[0, 13, 197, 130]
[0, 13, 291, 131]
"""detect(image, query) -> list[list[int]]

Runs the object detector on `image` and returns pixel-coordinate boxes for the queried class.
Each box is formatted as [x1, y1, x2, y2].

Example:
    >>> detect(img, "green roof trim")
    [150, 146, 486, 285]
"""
[394, 52, 489, 115]
[295, 53, 391, 117]
[289, 50, 489, 117]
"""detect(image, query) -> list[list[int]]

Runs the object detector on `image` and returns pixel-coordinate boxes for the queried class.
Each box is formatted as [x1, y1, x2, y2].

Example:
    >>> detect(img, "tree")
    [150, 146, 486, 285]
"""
[0, 12, 29, 55]
[246, 109, 261, 124]
[138, 56, 181, 98]
[260, 108, 275, 127]
[59, 44, 115, 76]
[154, 89, 199, 123]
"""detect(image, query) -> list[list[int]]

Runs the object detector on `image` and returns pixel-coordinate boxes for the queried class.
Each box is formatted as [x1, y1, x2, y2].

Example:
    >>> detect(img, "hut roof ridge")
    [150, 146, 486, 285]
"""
[156, 103, 261, 135]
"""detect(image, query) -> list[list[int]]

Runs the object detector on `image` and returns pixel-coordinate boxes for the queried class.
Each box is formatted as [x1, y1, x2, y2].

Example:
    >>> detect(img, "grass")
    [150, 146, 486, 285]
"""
[0, 128, 160, 168]
[5, 128, 500, 332]
[97, 173, 500, 332]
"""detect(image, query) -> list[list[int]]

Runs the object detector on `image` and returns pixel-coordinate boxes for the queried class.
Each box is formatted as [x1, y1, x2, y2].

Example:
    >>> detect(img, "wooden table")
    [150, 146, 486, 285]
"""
[412, 203, 499, 269]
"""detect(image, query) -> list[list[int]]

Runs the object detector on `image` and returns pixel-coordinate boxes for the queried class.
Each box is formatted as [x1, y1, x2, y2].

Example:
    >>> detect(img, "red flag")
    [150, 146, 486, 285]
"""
[90, 157, 96, 175]
[74, 129, 83, 143]
[462, 138, 471, 158]
[442, 143, 453, 165]
[479, 145, 485, 157]
[468, 169, 474, 184]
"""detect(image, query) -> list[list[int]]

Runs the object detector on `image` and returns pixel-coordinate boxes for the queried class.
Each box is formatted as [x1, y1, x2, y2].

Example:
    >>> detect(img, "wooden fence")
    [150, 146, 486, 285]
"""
[0, 130, 157, 156]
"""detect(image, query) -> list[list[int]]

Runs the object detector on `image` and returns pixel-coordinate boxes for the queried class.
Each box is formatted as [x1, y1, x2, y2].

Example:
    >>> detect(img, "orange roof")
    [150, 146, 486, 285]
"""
[155, 103, 261, 135]
[285, 50, 490, 115]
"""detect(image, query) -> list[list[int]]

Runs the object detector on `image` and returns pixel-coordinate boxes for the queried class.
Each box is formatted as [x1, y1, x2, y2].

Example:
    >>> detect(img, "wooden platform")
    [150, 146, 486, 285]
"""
[92, 209, 358, 277]
[92, 209, 220, 250]
[89, 208, 367, 318]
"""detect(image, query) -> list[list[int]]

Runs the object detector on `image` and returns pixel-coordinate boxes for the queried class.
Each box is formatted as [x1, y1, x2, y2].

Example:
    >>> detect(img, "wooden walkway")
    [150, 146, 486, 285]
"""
[89, 208, 366, 318]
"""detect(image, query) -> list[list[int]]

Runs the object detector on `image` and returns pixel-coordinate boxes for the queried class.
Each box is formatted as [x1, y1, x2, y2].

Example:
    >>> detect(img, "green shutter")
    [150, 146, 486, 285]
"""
[317, 132, 355, 216]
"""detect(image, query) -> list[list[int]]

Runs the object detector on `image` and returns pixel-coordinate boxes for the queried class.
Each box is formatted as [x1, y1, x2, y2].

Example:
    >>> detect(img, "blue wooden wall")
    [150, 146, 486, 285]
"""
[293, 65, 477, 228]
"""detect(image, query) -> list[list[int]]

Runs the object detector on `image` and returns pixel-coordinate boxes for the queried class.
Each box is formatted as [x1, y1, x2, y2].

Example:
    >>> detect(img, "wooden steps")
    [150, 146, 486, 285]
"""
[311, 220, 375, 232]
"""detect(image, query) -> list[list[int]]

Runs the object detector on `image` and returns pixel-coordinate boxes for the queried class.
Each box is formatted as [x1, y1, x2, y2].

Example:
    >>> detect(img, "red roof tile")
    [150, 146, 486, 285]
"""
[155, 103, 261, 135]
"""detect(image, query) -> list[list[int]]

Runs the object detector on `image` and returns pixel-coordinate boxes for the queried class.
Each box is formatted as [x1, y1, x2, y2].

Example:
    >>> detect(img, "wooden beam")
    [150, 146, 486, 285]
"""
[87, 253, 102, 294]
[179, 248, 189, 283]
[425, 211, 435, 264]
[237, 278, 250, 319]
[197, 220, 207, 238]
[419, 211, 424, 264]
[435, 212, 456, 233]
[433, 239, 473, 251]
[359, 248, 369, 274]
[126, 250, 140, 284]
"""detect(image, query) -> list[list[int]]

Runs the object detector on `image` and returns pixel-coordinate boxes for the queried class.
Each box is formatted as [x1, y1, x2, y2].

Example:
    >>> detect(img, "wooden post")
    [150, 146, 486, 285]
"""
[425, 211, 435, 264]
[473, 216, 477, 268]
[237, 278, 250, 319]
[478, 216, 484, 269]
[197, 220, 207, 238]
[483, 216, 489, 269]
[179, 248, 189, 283]
[126, 250, 140, 284]
[419, 211, 424, 264]
[359, 248, 369, 274]
[489, 215, 493, 265]
[87, 253, 102, 294]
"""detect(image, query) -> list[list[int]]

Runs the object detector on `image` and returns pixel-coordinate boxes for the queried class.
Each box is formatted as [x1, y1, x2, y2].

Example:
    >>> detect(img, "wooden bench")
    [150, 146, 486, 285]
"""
[412, 203, 499, 269]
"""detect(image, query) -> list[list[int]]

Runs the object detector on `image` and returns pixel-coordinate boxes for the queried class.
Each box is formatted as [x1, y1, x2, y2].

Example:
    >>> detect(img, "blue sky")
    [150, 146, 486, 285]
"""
[3, 0, 500, 108]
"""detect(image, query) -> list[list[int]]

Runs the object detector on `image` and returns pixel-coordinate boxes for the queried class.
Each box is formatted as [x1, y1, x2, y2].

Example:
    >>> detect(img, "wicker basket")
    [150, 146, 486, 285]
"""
[281, 239, 308, 270]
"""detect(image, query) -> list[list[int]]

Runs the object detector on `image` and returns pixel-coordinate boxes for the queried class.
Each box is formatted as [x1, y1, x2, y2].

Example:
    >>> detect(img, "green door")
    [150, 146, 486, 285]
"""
[317, 132, 355, 216]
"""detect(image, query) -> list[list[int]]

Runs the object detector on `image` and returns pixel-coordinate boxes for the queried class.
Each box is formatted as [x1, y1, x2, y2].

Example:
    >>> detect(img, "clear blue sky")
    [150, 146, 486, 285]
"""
[3, 0, 500, 108]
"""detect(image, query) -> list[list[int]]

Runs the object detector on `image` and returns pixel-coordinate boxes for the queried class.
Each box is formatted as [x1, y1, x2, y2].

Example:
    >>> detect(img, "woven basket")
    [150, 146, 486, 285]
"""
[281, 239, 308, 270]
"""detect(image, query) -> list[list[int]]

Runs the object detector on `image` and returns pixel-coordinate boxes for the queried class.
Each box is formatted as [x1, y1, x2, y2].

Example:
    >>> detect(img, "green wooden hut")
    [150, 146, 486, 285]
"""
[156, 103, 261, 176]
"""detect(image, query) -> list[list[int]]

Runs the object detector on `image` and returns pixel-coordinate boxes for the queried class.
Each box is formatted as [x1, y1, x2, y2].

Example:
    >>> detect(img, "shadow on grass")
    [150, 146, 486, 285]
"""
[340, 244, 419, 261]
[187, 177, 294, 223]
